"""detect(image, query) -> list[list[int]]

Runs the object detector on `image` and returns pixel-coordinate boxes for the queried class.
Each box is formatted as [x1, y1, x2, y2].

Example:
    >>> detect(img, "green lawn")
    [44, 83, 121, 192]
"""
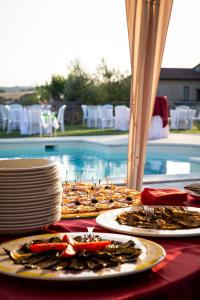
[0, 124, 128, 138]
[1, 121, 200, 138]
[170, 120, 200, 134]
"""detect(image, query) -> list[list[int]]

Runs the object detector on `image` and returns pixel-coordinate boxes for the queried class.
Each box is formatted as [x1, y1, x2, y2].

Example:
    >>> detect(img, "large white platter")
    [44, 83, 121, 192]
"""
[96, 206, 200, 237]
[0, 232, 165, 281]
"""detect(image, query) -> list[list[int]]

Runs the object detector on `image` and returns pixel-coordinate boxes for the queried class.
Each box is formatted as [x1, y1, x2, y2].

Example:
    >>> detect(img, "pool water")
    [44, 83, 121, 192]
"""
[0, 144, 200, 181]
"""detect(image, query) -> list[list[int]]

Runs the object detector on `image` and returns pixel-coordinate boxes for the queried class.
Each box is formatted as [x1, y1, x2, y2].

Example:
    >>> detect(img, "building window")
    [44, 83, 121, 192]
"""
[197, 89, 200, 101]
[183, 86, 189, 101]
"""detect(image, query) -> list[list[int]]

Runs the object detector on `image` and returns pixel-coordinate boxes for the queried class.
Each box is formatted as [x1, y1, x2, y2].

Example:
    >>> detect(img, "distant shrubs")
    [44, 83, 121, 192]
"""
[35, 59, 131, 106]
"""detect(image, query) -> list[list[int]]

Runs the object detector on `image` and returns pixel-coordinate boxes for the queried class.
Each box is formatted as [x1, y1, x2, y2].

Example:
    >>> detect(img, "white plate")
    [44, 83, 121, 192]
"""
[0, 200, 61, 213]
[0, 192, 62, 206]
[0, 204, 61, 220]
[0, 167, 59, 178]
[0, 213, 61, 230]
[0, 179, 61, 191]
[0, 214, 61, 234]
[0, 210, 61, 227]
[96, 206, 200, 237]
[0, 232, 165, 280]
[0, 158, 57, 171]
[0, 185, 62, 198]
[0, 168, 60, 179]
[0, 175, 61, 185]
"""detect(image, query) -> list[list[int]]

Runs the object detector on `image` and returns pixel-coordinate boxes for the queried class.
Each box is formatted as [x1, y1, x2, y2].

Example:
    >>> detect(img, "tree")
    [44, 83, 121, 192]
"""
[49, 75, 65, 100]
[64, 60, 97, 104]
[35, 84, 50, 101]
[95, 59, 131, 104]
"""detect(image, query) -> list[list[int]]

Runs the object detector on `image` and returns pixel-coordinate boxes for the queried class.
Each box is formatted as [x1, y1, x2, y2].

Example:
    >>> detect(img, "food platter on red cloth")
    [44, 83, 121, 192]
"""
[96, 206, 200, 237]
[0, 232, 165, 281]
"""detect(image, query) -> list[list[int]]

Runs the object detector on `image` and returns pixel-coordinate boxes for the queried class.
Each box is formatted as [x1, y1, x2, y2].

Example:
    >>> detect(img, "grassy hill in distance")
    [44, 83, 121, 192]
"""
[0, 86, 34, 93]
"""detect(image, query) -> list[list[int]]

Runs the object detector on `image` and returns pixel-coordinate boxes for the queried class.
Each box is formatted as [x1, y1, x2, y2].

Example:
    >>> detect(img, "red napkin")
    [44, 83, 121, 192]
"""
[141, 188, 188, 206]
[187, 193, 200, 203]
[153, 96, 169, 127]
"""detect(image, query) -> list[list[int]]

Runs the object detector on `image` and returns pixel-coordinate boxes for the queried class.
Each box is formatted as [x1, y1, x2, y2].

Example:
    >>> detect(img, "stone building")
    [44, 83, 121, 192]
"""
[157, 64, 200, 109]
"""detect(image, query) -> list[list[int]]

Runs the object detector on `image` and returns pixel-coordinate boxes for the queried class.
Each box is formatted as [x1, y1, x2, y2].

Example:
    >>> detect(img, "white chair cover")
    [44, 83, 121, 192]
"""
[176, 109, 189, 130]
[170, 109, 177, 129]
[114, 105, 130, 131]
[57, 105, 66, 132]
[170, 108, 196, 130]
[187, 109, 196, 130]
[97, 105, 115, 129]
[86, 106, 98, 128]
[9, 104, 23, 130]
[27, 106, 43, 135]
[0, 105, 8, 131]
[4, 105, 13, 134]
[81, 105, 88, 125]
[19, 107, 29, 135]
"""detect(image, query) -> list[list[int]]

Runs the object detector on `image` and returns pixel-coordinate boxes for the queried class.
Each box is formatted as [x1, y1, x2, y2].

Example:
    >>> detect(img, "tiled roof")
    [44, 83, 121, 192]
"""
[160, 67, 200, 80]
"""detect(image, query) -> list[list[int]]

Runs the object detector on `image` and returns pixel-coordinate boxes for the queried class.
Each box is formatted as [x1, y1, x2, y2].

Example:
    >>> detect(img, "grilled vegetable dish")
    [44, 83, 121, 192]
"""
[4, 234, 142, 272]
[117, 206, 200, 230]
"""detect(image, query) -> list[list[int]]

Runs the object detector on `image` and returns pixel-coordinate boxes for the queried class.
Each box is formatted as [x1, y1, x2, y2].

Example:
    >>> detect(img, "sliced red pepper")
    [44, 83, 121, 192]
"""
[29, 243, 67, 253]
[74, 240, 111, 252]
[61, 243, 76, 258]
[62, 234, 76, 245]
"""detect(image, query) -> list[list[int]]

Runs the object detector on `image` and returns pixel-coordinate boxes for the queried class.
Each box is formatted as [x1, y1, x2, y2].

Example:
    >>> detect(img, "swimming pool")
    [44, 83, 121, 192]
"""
[1, 138, 200, 182]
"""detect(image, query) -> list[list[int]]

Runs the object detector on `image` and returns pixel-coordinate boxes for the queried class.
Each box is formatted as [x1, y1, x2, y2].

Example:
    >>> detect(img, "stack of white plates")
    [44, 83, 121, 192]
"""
[0, 158, 62, 234]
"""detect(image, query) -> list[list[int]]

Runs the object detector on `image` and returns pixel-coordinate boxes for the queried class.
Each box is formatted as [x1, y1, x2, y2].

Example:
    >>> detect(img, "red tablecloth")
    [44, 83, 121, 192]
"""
[153, 96, 169, 127]
[1, 206, 200, 300]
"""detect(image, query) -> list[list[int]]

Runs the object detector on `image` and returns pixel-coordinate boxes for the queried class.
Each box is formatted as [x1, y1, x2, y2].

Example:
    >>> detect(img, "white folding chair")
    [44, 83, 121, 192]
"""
[57, 105, 66, 133]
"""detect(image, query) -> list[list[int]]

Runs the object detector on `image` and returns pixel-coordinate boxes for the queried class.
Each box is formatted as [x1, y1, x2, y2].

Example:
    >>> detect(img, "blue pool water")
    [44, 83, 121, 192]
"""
[0, 142, 200, 181]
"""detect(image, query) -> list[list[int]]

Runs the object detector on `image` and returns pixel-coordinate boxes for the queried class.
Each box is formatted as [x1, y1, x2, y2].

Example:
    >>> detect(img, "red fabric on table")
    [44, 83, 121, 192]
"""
[153, 96, 169, 127]
[187, 193, 200, 202]
[1, 217, 200, 300]
[141, 188, 188, 205]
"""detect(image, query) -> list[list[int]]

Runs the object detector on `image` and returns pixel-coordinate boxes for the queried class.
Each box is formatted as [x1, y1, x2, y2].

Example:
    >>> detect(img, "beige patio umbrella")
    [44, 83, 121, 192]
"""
[125, 0, 173, 191]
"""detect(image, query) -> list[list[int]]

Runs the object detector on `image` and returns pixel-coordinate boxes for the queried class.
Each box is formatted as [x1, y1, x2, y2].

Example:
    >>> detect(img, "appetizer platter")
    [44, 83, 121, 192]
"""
[61, 182, 141, 219]
[96, 206, 200, 237]
[0, 232, 165, 281]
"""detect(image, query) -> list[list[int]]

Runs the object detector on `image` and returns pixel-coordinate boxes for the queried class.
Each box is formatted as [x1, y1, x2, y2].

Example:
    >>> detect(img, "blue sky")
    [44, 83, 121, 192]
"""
[0, 0, 199, 86]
